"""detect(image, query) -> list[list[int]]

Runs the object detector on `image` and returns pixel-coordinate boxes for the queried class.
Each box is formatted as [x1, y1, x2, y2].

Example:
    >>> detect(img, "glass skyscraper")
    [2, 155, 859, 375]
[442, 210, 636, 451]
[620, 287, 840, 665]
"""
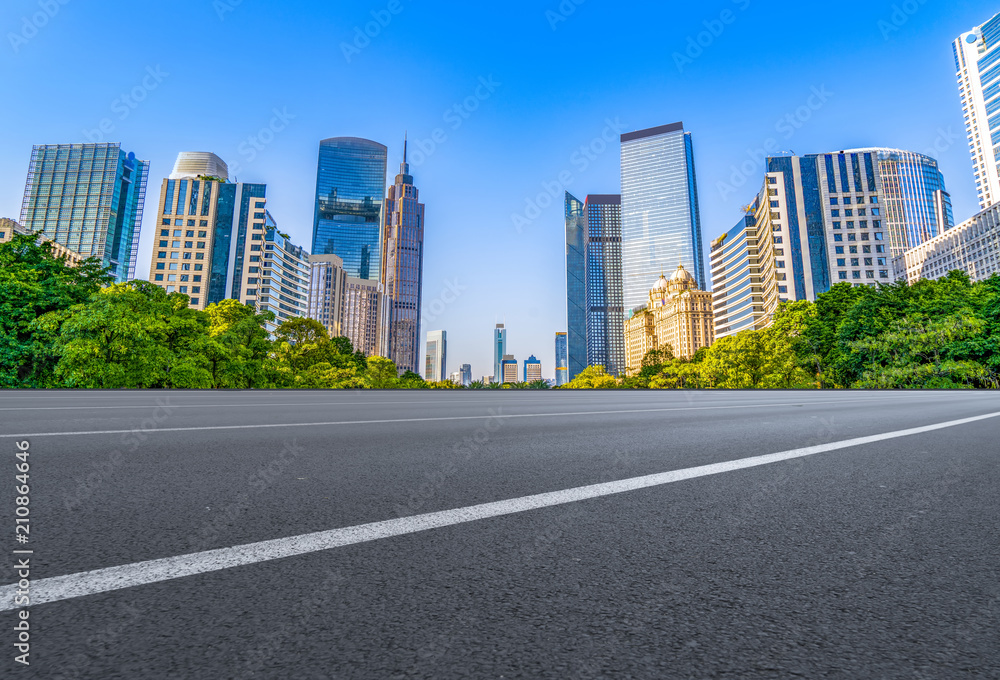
[381, 141, 425, 374]
[20, 143, 148, 282]
[564, 192, 587, 380]
[954, 13, 1000, 210]
[843, 148, 953, 257]
[494, 324, 507, 382]
[555, 332, 569, 386]
[583, 195, 625, 376]
[312, 138, 387, 280]
[425, 330, 446, 382]
[620, 122, 704, 314]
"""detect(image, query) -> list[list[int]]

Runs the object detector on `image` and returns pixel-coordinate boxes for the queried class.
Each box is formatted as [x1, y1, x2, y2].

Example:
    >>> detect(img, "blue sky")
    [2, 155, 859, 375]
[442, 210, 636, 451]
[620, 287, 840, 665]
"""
[1, 0, 996, 380]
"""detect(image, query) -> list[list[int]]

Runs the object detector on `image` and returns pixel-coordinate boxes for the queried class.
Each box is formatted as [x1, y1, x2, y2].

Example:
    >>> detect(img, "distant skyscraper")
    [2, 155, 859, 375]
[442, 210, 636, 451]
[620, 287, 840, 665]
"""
[381, 140, 425, 374]
[523, 355, 542, 383]
[312, 137, 387, 280]
[620, 122, 705, 312]
[308, 254, 347, 336]
[459, 364, 473, 386]
[501, 355, 518, 384]
[954, 13, 1000, 210]
[494, 324, 507, 381]
[20, 143, 148, 282]
[583, 195, 625, 376]
[555, 332, 569, 386]
[564, 193, 588, 380]
[425, 330, 447, 382]
[307, 253, 385, 357]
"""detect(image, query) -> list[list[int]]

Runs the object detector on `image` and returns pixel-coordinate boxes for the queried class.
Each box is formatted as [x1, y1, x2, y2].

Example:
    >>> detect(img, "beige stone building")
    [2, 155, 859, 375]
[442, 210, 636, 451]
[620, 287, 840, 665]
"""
[1, 217, 85, 266]
[624, 265, 715, 374]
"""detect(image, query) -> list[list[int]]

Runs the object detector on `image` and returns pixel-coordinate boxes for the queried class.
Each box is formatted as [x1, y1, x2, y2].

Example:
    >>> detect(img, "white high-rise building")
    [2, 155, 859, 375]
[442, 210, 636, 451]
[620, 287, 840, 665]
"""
[954, 13, 1000, 210]
[425, 330, 447, 382]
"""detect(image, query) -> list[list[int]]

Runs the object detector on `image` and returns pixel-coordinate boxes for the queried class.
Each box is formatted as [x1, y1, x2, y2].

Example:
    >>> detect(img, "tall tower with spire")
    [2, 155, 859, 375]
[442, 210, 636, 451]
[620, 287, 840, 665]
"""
[379, 137, 426, 374]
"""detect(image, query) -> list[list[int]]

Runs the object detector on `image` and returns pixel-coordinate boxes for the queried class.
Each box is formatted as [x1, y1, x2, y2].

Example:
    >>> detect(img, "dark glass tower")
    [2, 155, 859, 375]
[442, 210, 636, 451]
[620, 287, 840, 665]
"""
[381, 140, 425, 374]
[312, 138, 387, 280]
[565, 192, 587, 381]
[584, 195, 625, 376]
[20, 143, 148, 282]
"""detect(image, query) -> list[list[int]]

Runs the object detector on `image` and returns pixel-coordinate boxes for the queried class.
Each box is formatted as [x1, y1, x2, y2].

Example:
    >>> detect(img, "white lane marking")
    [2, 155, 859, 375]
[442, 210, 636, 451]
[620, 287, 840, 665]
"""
[0, 396, 943, 438]
[3, 409, 997, 611]
[0, 400, 525, 412]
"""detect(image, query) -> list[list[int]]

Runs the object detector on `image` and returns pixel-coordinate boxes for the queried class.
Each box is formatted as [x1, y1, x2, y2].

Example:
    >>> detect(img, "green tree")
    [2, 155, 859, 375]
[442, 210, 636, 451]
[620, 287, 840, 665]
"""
[204, 299, 277, 388]
[563, 366, 618, 389]
[365, 356, 400, 389]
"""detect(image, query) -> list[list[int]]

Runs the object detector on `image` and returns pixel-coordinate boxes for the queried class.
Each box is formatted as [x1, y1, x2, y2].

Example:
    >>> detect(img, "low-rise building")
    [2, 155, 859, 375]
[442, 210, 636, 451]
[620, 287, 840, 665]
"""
[894, 202, 1000, 283]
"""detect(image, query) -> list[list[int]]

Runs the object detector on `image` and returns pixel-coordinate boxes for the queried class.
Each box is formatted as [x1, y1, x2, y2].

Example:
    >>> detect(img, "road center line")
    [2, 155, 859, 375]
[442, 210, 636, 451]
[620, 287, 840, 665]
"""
[0, 395, 944, 438]
[3, 409, 997, 611]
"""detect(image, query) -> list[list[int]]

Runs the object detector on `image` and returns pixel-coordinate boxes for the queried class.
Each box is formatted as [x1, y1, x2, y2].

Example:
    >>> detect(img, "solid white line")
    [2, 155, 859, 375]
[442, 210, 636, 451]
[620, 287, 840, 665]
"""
[3, 409, 997, 611]
[0, 396, 938, 438]
[0, 400, 516, 412]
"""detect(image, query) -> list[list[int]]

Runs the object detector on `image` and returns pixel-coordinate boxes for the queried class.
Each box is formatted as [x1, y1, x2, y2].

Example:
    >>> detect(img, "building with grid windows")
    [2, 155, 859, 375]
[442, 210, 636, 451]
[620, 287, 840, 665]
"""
[425, 330, 447, 382]
[624, 265, 714, 374]
[523, 355, 542, 383]
[380, 141, 425, 375]
[250, 227, 310, 334]
[620, 123, 705, 312]
[501, 355, 518, 384]
[308, 254, 347, 336]
[494, 324, 507, 383]
[555, 332, 569, 386]
[0, 217, 84, 265]
[341, 277, 384, 357]
[312, 138, 387, 281]
[564, 193, 588, 381]
[19, 143, 148, 282]
[894, 202, 1000, 283]
[954, 13, 1000, 210]
[459, 364, 473, 387]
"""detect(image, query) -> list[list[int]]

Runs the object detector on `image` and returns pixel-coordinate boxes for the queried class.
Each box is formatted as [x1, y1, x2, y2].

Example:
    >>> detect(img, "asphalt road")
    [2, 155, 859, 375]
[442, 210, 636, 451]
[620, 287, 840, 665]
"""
[1, 390, 999, 679]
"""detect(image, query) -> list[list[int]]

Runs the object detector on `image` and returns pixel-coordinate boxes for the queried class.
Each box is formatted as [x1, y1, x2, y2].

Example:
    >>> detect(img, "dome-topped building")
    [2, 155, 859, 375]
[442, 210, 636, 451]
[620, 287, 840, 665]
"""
[624, 264, 714, 373]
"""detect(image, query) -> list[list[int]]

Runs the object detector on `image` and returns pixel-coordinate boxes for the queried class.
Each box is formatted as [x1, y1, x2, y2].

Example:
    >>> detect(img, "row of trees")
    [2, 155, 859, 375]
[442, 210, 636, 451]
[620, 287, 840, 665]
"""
[565, 272, 1000, 390]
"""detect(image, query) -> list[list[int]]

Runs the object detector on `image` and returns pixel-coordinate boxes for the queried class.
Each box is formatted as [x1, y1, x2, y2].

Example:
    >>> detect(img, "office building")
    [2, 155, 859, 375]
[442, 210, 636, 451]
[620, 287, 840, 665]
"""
[341, 277, 384, 357]
[248, 225, 311, 334]
[555, 332, 569, 386]
[954, 13, 1000, 210]
[494, 324, 507, 381]
[425, 330, 447, 382]
[894, 201, 1000, 283]
[19, 143, 148, 282]
[381, 140, 425, 374]
[501, 355, 518, 384]
[308, 254, 347, 336]
[459, 364, 473, 387]
[0, 218, 84, 264]
[523, 355, 542, 383]
[449, 372, 462, 385]
[564, 193, 588, 380]
[710, 199, 780, 339]
[620, 122, 705, 312]
[624, 265, 714, 373]
[312, 137, 387, 280]
[843, 148, 953, 257]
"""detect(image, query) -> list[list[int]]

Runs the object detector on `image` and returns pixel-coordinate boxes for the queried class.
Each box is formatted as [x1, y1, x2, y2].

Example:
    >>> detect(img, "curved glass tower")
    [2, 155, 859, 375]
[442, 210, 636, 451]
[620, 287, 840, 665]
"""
[312, 138, 387, 280]
[843, 148, 954, 257]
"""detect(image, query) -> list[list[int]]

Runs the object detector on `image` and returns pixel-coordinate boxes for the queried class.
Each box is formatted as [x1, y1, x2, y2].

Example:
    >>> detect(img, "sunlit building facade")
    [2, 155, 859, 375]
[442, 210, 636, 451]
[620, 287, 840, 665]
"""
[524, 355, 542, 383]
[425, 330, 447, 382]
[501, 355, 518, 384]
[954, 13, 1000, 210]
[555, 332, 569, 386]
[0, 217, 84, 265]
[20, 143, 148, 282]
[894, 201, 1000, 283]
[312, 137, 387, 280]
[620, 122, 705, 312]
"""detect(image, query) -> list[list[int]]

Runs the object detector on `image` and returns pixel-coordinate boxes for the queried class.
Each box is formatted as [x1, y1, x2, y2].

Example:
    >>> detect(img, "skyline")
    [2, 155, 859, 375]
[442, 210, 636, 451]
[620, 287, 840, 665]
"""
[1, 1, 997, 379]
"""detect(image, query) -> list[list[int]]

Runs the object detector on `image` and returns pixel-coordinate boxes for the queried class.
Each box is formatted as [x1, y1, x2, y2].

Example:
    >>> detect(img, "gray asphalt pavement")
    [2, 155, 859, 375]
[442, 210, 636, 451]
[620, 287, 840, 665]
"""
[2, 390, 999, 679]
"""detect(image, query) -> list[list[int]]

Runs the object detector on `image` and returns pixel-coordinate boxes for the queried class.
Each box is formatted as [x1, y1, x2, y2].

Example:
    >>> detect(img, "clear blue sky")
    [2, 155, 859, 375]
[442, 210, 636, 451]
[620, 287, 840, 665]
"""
[1, 0, 996, 380]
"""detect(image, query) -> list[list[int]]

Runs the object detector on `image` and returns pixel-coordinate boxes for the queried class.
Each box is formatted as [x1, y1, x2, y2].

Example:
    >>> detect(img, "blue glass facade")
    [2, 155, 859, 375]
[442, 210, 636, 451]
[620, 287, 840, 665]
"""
[583, 195, 625, 376]
[20, 143, 148, 282]
[494, 324, 507, 382]
[555, 332, 569, 386]
[312, 138, 387, 280]
[564, 192, 587, 380]
[620, 123, 705, 314]
[200, 182, 267, 305]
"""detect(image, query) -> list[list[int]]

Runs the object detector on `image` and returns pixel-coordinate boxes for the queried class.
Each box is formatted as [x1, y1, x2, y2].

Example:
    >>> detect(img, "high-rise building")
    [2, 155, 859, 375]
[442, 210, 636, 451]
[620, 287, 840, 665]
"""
[459, 364, 473, 387]
[842, 148, 953, 257]
[555, 332, 569, 386]
[341, 277, 384, 357]
[583, 195, 625, 375]
[425, 330, 447, 382]
[494, 324, 507, 381]
[308, 254, 347, 337]
[249, 225, 311, 333]
[449, 372, 462, 385]
[312, 137, 387, 280]
[20, 143, 148, 282]
[954, 13, 1000, 210]
[620, 122, 705, 312]
[624, 265, 714, 373]
[711, 200, 780, 340]
[501, 355, 518, 384]
[523, 355, 542, 383]
[894, 201, 1000, 283]
[381, 140, 425, 374]
[564, 193, 588, 380]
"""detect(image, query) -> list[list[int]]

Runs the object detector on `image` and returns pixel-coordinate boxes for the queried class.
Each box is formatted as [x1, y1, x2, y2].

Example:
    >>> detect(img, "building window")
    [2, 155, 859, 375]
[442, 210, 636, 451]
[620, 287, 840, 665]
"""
[879, 270, 889, 278]
[839, 272, 848, 280]
[852, 271, 861, 279]
[847, 234, 857, 241]
[156, 263, 165, 270]
[161, 219, 170, 226]
[830, 197, 839, 205]
[837, 258, 846, 267]
[832, 210, 841, 217]
[158, 252, 166, 259]
[866, 271, 875, 279]
[191, 298, 199, 305]
[833, 222, 841, 229]
[851, 258, 860, 267]
[835, 246, 844, 254]
[874, 233, 884, 241]
[154, 274, 164, 281]
[834, 234, 843, 242]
